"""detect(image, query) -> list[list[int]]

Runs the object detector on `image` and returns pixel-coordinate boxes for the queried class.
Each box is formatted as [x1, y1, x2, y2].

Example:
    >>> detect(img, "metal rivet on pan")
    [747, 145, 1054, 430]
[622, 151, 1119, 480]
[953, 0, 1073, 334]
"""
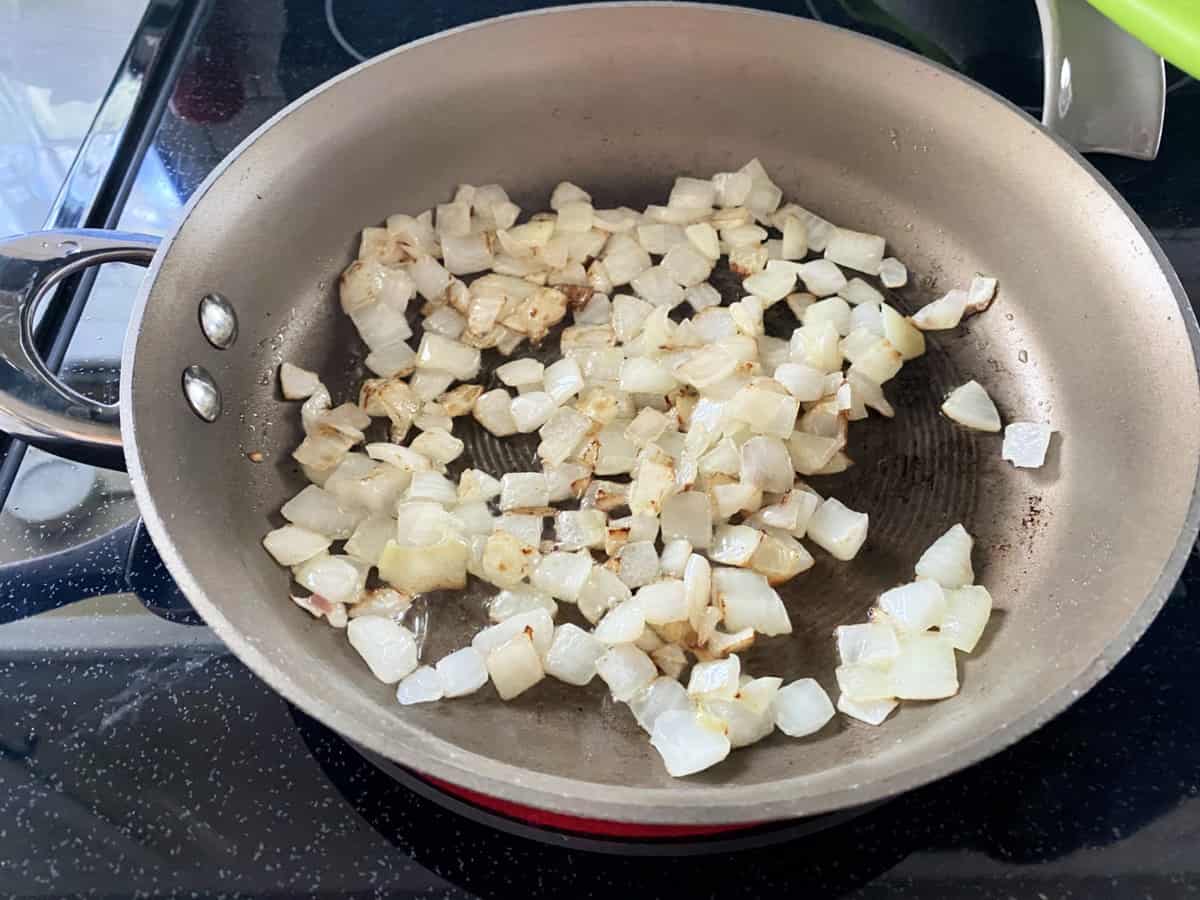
[182, 365, 222, 422]
[199, 292, 238, 349]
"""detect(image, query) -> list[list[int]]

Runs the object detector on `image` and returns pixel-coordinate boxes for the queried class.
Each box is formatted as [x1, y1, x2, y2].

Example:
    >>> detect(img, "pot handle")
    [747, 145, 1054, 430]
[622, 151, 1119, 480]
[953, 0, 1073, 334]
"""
[1035, 0, 1166, 159]
[0, 228, 160, 472]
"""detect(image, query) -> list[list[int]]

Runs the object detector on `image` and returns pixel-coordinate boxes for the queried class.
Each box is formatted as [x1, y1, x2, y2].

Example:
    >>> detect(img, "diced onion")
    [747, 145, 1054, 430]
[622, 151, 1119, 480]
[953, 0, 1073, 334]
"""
[941, 381, 1001, 432]
[1002, 421, 1053, 468]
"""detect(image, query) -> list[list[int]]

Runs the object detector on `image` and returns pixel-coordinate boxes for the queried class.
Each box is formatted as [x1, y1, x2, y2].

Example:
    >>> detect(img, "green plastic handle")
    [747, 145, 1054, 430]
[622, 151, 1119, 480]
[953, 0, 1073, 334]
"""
[1087, 0, 1200, 78]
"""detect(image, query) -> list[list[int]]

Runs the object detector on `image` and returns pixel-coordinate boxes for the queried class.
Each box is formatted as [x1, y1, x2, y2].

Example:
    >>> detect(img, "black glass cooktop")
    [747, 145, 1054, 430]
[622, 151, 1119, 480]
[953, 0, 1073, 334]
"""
[2, 1, 1199, 897]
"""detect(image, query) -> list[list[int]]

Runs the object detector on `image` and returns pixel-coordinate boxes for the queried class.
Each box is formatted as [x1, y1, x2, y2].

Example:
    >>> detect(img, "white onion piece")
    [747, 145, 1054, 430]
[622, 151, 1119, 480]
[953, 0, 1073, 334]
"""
[879, 580, 947, 632]
[836, 622, 901, 667]
[709, 524, 764, 566]
[555, 508, 606, 550]
[660, 491, 713, 549]
[594, 598, 647, 645]
[798, 259, 847, 297]
[849, 302, 883, 338]
[836, 663, 893, 702]
[280, 363, 321, 400]
[839, 277, 883, 307]
[595, 422, 638, 476]
[650, 709, 731, 777]
[499, 473, 549, 512]
[291, 591, 347, 627]
[345, 515, 399, 566]
[489, 586, 557, 622]
[378, 535, 468, 594]
[941, 585, 993, 652]
[263, 525, 331, 566]
[629, 677, 691, 734]
[531, 550, 594, 601]
[941, 381, 1001, 432]
[847, 370, 895, 418]
[347, 617, 419, 684]
[496, 358, 544, 386]
[889, 634, 959, 700]
[486, 634, 545, 700]
[915, 523, 975, 589]
[473, 389, 519, 437]
[410, 428, 464, 466]
[551, 181, 591, 209]
[774, 679, 836, 737]
[638, 224, 686, 255]
[710, 481, 761, 518]
[578, 564, 632, 624]
[660, 539, 693, 577]
[712, 567, 791, 635]
[1002, 422, 1053, 468]
[790, 320, 842, 373]
[472, 609, 555, 660]
[596, 644, 658, 701]
[544, 357, 584, 404]
[879, 257, 908, 288]
[365, 341, 418, 378]
[823, 227, 885, 275]
[807, 498, 869, 561]
[458, 468, 502, 502]
[576, 291, 612, 324]
[436, 646, 489, 697]
[966, 274, 998, 313]
[712, 171, 753, 208]
[619, 357, 679, 394]
[748, 530, 814, 583]
[912, 289, 968, 331]
[672, 346, 738, 390]
[803, 297, 852, 336]
[663, 242, 714, 287]
[625, 407, 669, 447]
[772, 362, 826, 402]
[403, 471, 459, 505]
[740, 436, 794, 493]
[687, 654, 741, 700]
[743, 262, 797, 303]
[603, 237, 652, 287]
[292, 553, 363, 606]
[537, 407, 594, 466]
[396, 666, 444, 705]
[544, 462, 591, 503]
[494, 513, 544, 549]
[631, 265, 686, 308]
[683, 552, 712, 628]
[684, 282, 722, 312]
[544, 623, 607, 685]
[879, 304, 924, 360]
[628, 452, 676, 517]
[847, 338, 903, 385]
[556, 201, 594, 234]
[837, 693, 898, 726]
[618, 540, 661, 588]
[635, 580, 688, 625]
[729, 390, 799, 440]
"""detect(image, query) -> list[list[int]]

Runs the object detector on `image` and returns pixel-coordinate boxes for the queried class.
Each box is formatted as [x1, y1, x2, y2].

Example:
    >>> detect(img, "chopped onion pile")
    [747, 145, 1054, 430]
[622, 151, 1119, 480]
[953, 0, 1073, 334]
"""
[263, 161, 1010, 778]
[834, 523, 994, 723]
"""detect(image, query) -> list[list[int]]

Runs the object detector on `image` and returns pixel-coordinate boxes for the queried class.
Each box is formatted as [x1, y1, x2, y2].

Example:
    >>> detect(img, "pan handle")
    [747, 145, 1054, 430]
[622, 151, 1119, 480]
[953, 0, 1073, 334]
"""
[0, 517, 201, 625]
[0, 228, 160, 471]
[1035, 0, 1165, 160]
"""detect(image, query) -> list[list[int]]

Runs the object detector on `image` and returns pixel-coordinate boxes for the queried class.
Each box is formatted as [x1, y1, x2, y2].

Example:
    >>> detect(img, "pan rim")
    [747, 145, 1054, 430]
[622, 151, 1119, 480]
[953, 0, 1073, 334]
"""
[121, 2, 1200, 824]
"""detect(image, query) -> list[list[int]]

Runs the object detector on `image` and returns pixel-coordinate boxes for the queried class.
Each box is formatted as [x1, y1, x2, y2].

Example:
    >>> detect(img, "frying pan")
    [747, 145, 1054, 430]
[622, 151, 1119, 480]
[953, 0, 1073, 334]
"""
[2, 4, 1199, 825]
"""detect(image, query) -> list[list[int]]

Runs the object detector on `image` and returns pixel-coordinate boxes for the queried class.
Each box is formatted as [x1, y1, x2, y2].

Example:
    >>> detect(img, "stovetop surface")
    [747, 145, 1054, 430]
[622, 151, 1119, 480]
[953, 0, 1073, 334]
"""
[3, 1, 1200, 897]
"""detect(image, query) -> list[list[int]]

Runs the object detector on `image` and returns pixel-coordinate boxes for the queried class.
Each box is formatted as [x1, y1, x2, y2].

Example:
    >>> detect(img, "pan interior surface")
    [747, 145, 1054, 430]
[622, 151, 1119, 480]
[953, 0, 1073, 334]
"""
[125, 6, 1200, 822]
